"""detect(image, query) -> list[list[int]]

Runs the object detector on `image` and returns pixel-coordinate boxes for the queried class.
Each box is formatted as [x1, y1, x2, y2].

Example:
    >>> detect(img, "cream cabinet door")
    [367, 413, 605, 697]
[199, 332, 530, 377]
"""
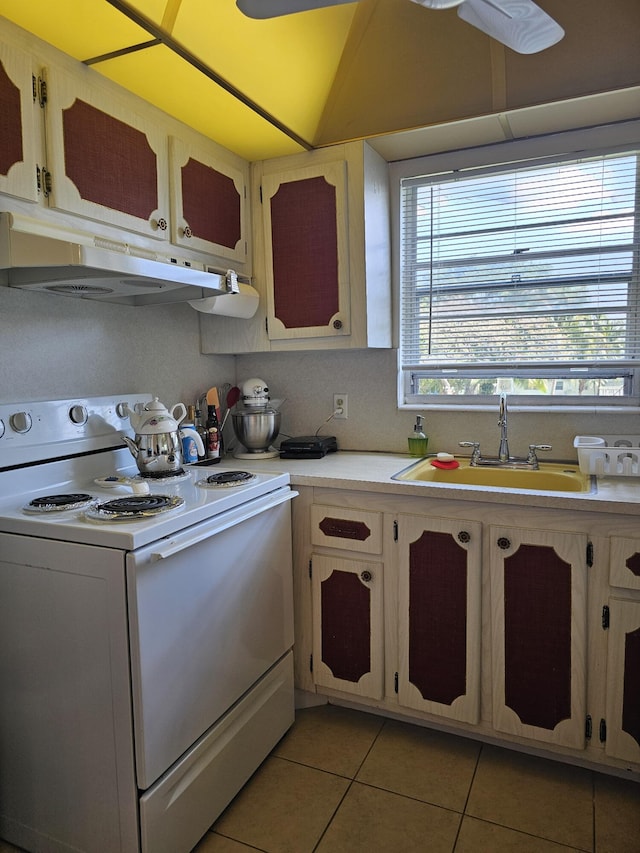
[261, 160, 350, 341]
[169, 136, 249, 266]
[605, 597, 640, 764]
[396, 514, 482, 724]
[311, 554, 383, 700]
[490, 526, 588, 749]
[0, 43, 41, 202]
[43, 65, 170, 241]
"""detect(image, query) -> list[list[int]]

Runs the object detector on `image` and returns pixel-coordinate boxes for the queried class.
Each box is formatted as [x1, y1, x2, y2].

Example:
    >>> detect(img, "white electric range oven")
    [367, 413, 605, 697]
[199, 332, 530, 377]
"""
[0, 395, 297, 853]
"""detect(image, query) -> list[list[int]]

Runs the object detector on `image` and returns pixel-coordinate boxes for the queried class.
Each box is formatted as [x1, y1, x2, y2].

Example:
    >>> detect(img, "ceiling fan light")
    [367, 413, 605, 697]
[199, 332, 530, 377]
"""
[409, 0, 465, 9]
[236, 0, 357, 18]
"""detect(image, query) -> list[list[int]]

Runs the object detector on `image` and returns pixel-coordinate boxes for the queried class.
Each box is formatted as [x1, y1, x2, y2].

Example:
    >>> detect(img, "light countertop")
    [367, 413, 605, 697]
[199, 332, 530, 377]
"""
[219, 451, 640, 517]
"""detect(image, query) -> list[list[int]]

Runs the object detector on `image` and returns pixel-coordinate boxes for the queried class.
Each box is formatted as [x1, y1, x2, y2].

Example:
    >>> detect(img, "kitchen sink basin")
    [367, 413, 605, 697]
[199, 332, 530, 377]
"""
[393, 458, 593, 493]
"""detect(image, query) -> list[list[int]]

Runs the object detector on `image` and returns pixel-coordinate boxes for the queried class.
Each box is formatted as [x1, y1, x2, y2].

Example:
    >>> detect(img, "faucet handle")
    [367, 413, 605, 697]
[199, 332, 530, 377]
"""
[459, 441, 481, 463]
[527, 444, 552, 466]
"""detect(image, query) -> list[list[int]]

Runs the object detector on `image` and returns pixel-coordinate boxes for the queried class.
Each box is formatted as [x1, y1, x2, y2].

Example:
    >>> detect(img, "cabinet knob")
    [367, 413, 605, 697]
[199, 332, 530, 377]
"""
[181, 225, 193, 239]
[151, 217, 168, 231]
[497, 537, 511, 550]
[360, 570, 373, 583]
[333, 319, 343, 330]
[457, 530, 471, 544]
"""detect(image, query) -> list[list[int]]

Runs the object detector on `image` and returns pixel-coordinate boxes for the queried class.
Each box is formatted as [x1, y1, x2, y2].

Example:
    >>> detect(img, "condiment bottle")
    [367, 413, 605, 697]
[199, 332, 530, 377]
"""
[408, 415, 428, 457]
[205, 404, 222, 462]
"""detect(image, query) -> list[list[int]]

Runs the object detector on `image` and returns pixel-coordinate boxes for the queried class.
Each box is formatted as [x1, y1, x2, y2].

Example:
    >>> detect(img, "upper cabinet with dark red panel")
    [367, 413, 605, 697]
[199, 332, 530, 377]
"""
[43, 66, 170, 241]
[262, 160, 350, 341]
[490, 526, 588, 750]
[255, 142, 392, 351]
[0, 43, 41, 202]
[170, 136, 249, 266]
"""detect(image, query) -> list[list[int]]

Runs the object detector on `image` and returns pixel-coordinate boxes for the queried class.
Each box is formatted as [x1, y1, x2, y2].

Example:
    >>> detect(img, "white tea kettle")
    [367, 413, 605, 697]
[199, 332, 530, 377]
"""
[121, 398, 187, 476]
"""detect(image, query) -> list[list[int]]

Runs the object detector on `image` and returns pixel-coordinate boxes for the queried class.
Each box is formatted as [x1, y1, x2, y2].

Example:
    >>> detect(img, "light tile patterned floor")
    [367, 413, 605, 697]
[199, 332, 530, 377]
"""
[196, 704, 640, 853]
[1, 704, 638, 853]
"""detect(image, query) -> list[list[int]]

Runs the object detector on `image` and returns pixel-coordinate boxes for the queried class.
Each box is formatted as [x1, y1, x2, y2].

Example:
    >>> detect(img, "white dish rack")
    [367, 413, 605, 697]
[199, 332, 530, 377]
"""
[574, 435, 640, 477]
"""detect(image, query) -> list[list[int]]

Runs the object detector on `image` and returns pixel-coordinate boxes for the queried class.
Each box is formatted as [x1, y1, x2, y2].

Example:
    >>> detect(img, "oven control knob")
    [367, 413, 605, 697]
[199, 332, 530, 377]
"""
[10, 411, 32, 434]
[0, 419, 4, 439]
[69, 404, 88, 425]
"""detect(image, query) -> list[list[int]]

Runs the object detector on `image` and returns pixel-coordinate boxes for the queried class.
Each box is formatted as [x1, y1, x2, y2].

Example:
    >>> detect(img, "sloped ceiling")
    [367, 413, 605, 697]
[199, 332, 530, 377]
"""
[0, 0, 638, 161]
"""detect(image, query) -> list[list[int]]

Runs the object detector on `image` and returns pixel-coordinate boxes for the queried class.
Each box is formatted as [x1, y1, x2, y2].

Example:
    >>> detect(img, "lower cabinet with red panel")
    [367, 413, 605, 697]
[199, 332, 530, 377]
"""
[395, 514, 482, 725]
[605, 537, 640, 764]
[489, 526, 588, 750]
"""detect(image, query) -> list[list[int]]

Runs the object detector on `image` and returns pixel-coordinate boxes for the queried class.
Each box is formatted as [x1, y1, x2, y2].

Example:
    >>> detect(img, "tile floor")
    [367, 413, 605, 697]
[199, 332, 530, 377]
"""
[193, 704, 640, 853]
[0, 704, 638, 853]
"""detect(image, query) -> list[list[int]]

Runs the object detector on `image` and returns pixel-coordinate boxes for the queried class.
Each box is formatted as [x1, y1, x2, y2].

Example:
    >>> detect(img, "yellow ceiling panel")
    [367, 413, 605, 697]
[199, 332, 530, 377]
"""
[95, 43, 306, 160]
[0, 0, 152, 60]
[166, 0, 357, 143]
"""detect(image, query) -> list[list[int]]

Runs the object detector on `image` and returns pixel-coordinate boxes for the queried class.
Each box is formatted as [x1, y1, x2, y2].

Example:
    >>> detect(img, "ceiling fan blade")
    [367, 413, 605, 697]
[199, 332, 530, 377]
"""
[457, 0, 564, 53]
[236, 0, 357, 18]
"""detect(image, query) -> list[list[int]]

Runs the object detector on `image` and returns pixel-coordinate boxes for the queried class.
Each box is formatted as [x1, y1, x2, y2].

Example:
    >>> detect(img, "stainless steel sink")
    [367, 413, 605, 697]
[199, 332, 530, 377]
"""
[393, 457, 593, 493]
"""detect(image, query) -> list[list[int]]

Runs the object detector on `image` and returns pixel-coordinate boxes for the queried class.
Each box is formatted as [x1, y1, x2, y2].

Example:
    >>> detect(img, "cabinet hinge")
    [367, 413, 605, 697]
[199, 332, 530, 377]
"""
[265, 317, 269, 335]
[259, 184, 263, 203]
[308, 559, 312, 579]
[38, 75, 47, 108]
[586, 541, 594, 567]
[31, 74, 37, 103]
[393, 520, 398, 542]
[41, 168, 52, 198]
[309, 653, 313, 673]
[602, 605, 610, 629]
[394, 672, 399, 693]
[585, 715, 592, 740]
[599, 718, 607, 743]
[36, 166, 52, 198]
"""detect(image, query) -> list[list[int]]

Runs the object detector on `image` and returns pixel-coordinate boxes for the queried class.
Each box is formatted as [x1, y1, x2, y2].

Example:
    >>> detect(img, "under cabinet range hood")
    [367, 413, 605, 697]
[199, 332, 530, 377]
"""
[0, 213, 235, 306]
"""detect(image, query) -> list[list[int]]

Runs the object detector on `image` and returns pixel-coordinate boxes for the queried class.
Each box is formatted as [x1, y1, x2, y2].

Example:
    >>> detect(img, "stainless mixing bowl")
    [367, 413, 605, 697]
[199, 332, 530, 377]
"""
[231, 408, 281, 452]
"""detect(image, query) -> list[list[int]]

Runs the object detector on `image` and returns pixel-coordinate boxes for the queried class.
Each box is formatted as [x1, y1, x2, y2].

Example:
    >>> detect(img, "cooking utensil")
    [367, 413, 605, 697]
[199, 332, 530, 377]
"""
[220, 386, 241, 434]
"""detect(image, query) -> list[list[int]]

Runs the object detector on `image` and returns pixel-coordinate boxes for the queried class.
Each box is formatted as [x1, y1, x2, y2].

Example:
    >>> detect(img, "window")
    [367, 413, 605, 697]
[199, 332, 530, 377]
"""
[397, 144, 640, 407]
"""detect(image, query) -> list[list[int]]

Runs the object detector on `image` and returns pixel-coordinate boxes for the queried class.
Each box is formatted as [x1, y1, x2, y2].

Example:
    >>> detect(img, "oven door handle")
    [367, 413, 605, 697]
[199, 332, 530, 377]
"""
[149, 489, 297, 560]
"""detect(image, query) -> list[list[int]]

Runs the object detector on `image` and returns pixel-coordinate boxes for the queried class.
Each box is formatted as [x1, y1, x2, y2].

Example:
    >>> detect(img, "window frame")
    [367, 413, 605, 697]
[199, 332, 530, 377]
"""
[390, 120, 640, 412]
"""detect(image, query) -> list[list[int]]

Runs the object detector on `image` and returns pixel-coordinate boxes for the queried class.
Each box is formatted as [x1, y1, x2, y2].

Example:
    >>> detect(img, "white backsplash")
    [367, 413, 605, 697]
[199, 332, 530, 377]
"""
[1, 285, 636, 463]
[0, 287, 234, 408]
[237, 350, 639, 461]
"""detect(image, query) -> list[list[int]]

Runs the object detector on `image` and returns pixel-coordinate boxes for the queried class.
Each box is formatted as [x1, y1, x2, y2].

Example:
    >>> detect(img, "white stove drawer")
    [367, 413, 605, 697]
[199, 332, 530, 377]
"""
[139, 651, 294, 853]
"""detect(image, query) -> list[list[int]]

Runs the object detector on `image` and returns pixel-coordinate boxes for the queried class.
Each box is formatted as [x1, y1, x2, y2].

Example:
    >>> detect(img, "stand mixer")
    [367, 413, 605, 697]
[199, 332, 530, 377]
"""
[231, 378, 281, 459]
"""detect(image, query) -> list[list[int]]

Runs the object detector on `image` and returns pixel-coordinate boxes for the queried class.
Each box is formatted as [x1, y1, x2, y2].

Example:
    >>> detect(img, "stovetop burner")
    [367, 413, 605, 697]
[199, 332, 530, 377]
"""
[23, 493, 97, 514]
[137, 468, 191, 482]
[196, 471, 257, 489]
[84, 494, 185, 522]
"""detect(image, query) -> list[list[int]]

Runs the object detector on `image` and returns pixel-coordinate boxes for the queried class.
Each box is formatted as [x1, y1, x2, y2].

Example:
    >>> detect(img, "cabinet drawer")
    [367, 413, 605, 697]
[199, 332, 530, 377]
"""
[610, 537, 640, 590]
[310, 505, 382, 554]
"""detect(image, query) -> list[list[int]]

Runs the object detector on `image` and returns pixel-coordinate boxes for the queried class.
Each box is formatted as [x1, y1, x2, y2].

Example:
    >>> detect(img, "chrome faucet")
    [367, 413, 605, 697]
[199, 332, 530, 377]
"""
[498, 394, 510, 462]
[459, 394, 552, 469]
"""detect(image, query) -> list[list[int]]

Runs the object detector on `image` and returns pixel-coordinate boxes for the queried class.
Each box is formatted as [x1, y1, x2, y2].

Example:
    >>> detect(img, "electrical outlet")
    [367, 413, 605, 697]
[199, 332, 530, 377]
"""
[333, 393, 348, 419]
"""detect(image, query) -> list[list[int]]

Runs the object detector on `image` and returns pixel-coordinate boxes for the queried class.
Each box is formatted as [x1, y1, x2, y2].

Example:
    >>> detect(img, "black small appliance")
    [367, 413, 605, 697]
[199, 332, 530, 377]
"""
[279, 435, 338, 459]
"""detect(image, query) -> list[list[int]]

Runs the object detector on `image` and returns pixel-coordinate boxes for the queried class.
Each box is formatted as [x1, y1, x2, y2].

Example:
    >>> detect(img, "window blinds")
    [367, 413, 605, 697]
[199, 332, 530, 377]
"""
[400, 150, 640, 373]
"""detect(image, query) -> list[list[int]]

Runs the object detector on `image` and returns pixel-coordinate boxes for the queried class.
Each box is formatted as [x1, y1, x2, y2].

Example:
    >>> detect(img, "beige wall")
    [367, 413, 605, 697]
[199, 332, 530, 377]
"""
[317, 0, 640, 145]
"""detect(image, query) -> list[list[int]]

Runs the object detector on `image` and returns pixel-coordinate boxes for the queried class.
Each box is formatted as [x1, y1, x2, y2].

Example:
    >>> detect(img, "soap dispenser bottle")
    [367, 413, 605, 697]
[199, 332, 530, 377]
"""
[408, 415, 428, 457]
